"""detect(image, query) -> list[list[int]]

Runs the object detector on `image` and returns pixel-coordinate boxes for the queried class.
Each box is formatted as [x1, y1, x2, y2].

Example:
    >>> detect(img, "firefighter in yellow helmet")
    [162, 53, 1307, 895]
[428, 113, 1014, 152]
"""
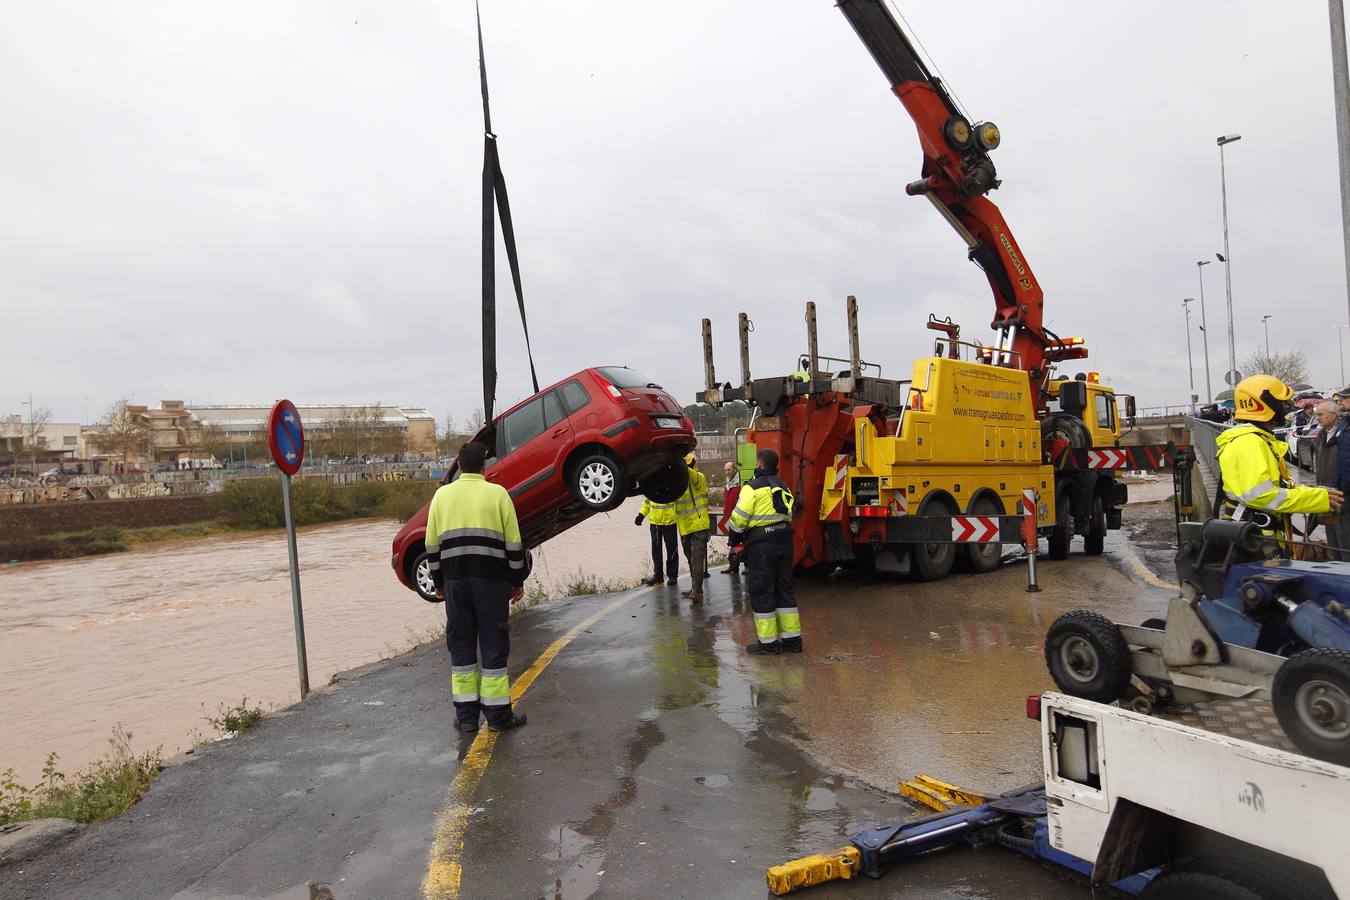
[1216, 375, 1343, 540]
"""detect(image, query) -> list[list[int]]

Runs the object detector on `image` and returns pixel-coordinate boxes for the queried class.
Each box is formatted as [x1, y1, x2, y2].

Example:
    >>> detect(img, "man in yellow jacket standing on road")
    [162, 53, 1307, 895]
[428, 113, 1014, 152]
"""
[1217, 375, 1343, 543]
[674, 453, 710, 602]
[426, 442, 528, 734]
[635, 496, 679, 586]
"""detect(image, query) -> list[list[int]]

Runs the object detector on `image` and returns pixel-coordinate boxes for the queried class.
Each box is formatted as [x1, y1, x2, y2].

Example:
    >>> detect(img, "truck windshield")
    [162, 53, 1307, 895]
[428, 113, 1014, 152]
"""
[596, 367, 653, 389]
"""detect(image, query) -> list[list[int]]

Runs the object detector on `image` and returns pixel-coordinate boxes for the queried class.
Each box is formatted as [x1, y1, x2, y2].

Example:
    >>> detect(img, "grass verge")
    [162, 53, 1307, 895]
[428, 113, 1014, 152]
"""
[0, 726, 161, 826]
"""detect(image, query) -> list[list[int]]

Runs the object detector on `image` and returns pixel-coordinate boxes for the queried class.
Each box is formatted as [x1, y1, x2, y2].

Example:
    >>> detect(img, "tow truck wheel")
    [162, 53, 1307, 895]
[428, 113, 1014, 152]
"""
[964, 495, 1003, 574]
[1044, 609, 1132, 703]
[1140, 870, 1274, 900]
[1047, 489, 1072, 560]
[913, 495, 957, 581]
[1272, 647, 1350, 766]
[1083, 493, 1106, 556]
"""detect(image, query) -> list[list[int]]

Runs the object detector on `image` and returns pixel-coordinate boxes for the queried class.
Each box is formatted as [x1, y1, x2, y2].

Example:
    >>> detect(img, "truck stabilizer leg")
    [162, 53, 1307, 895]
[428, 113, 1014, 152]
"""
[765, 846, 861, 896]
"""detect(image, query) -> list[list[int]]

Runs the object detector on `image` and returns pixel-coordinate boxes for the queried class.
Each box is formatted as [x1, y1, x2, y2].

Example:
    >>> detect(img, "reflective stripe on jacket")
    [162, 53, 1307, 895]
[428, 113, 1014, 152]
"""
[728, 475, 794, 539]
[425, 473, 527, 585]
[1215, 424, 1330, 517]
[639, 497, 678, 526]
[674, 467, 710, 536]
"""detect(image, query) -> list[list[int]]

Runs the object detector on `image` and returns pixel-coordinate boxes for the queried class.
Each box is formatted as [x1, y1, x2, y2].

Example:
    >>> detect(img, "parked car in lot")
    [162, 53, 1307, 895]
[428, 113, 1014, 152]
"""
[391, 366, 696, 601]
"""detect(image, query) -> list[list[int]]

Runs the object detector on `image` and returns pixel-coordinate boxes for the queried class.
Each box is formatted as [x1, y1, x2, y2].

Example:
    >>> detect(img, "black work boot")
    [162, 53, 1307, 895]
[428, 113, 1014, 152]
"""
[487, 712, 528, 732]
[746, 641, 781, 655]
[642, 575, 663, 586]
[455, 718, 480, 734]
[781, 637, 803, 654]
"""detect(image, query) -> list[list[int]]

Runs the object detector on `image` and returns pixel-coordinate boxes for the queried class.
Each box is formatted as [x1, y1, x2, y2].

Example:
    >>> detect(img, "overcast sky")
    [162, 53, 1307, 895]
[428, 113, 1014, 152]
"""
[4, 1, 1348, 428]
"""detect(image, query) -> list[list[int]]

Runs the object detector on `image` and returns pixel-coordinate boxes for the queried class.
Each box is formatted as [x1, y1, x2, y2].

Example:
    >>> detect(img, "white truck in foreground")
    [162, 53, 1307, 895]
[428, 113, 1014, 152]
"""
[769, 691, 1348, 898]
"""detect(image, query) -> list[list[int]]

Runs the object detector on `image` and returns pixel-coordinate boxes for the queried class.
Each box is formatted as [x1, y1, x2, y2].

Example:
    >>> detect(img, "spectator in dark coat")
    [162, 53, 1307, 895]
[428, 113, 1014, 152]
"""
[1312, 401, 1347, 556]
[1328, 400, 1350, 559]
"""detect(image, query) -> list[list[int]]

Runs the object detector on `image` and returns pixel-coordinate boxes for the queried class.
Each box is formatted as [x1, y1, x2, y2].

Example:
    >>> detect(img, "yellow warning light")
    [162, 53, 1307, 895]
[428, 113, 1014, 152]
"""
[1088, 371, 1100, 383]
[1063, 337, 1085, 346]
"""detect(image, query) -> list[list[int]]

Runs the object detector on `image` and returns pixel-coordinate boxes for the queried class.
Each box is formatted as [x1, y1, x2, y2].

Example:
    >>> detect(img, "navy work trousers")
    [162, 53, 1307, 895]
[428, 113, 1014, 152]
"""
[445, 576, 514, 728]
[649, 523, 678, 580]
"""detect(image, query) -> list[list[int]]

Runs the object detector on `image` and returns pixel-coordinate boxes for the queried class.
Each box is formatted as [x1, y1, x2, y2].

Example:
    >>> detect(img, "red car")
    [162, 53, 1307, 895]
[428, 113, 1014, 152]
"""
[391, 366, 696, 601]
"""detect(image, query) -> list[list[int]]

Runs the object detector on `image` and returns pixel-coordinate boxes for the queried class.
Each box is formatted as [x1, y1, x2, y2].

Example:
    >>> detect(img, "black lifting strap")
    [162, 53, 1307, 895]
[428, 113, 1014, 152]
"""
[477, 3, 540, 424]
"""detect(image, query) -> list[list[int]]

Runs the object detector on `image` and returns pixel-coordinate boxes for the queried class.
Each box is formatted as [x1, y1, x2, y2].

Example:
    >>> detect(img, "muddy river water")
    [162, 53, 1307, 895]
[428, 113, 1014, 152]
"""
[0, 497, 669, 784]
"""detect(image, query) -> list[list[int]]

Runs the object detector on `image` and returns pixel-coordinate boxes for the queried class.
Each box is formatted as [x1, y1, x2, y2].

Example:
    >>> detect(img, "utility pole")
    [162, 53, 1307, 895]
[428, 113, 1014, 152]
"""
[1218, 134, 1242, 389]
[1338, 324, 1348, 385]
[1183, 299, 1197, 412]
[1331, 0, 1350, 330]
[1261, 314, 1272, 355]
[1196, 260, 1215, 402]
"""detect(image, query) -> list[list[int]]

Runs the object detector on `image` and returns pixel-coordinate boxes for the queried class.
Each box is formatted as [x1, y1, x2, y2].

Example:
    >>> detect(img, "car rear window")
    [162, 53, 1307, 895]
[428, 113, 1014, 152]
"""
[596, 367, 652, 389]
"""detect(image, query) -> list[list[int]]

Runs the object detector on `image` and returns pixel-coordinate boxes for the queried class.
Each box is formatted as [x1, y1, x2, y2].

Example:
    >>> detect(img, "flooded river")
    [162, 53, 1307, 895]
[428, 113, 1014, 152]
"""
[0, 497, 670, 784]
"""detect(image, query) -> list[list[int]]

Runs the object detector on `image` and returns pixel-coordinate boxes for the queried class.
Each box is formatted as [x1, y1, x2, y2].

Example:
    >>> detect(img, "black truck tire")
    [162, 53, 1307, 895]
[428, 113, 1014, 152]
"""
[1272, 647, 1350, 766]
[639, 459, 689, 504]
[1044, 609, 1133, 703]
[1048, 489, 1073, 560]
[913, 494, 957, 582]
[964, 495, 1004, 574]
[1083, 493, 1107, 556]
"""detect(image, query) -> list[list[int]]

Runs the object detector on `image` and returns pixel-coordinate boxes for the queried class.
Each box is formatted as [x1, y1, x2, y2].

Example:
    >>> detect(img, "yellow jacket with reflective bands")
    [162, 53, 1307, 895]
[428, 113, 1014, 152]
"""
[639, 498, 677, 526]
[729, 475, 794, 540]
[674, 468, 710, 535]
[425, 473, 526, 586]
[1215, 424, 1330, 516]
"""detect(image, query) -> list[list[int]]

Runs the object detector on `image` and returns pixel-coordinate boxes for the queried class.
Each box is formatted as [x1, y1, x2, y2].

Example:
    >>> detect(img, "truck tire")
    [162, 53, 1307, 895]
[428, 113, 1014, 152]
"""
[1044, 609, 1132, 702]
[913, 494, 957, 582]
[1145, 852, 1335, 900]
[964, 495, 1004, 574]
[1083, 493, 1106, 556]
[1047, 488, 1072, 560]
[1140, 871, 1267, 900]
[1272, 647, 1350, 766]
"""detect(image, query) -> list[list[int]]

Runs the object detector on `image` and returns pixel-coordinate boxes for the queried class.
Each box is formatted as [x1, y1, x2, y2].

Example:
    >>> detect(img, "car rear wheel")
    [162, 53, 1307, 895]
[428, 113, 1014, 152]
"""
[570, 453, 626, 511]
[409, 550, 442, 603]
[639, 459, 690, 504]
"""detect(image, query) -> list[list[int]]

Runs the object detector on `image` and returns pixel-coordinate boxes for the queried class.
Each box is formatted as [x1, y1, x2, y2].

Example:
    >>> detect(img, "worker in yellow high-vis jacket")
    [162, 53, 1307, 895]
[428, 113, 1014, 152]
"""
[729, 449, 801, 655]
[635, 496, 679, 586]
[674, 453, 711, 602]
[1216, 374, 1342, 544]
[426, 441, 528, 734]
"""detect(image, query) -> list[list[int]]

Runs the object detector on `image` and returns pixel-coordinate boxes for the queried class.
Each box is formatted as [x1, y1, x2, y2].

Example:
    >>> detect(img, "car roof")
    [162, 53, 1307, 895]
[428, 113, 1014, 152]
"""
[487, 366, 638, 423]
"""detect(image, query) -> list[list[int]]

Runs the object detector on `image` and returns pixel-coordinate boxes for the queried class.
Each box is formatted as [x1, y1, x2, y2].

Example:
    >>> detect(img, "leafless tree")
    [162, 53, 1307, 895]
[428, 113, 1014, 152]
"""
[88, 398, 150, 465]
[1242, 350, 1310, 388]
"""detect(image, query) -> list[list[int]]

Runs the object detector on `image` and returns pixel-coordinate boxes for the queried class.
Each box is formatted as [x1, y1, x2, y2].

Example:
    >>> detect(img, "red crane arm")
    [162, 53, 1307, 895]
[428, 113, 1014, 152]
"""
[836, 0, 1079, 397]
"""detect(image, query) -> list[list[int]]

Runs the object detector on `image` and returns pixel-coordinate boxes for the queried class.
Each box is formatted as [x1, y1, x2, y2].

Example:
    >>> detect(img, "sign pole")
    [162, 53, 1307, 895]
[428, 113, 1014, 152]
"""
[268, 399, 310, 699]
[281, 471, 310, 698]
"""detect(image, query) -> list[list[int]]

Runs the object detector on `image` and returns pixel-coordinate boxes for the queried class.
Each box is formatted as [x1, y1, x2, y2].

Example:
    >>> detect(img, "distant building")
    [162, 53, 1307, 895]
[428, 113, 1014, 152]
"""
[0, 416, 86, 462]
[188, 403, 436, 456]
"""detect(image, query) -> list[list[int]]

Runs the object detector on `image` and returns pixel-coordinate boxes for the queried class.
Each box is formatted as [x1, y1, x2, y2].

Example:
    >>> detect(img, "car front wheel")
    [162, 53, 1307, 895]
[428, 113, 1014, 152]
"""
[570, 453, 626, 511]
[410, 550, 442, 603]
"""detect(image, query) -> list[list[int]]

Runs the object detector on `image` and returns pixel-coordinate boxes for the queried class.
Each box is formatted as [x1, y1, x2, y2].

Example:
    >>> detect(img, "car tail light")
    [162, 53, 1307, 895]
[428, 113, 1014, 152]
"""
[588, 369, 626, 403]
[1026, 694, 1041, 721]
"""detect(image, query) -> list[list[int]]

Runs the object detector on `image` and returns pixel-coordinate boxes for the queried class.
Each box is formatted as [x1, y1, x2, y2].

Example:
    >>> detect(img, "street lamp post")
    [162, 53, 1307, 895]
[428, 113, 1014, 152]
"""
[1196, 259, 1215, 402]
[1337, 324, 1348, 386]
[1183, 299, 1197, 412]
[1218, 133, 1242, 388]
[1261, 314, 1272, 355]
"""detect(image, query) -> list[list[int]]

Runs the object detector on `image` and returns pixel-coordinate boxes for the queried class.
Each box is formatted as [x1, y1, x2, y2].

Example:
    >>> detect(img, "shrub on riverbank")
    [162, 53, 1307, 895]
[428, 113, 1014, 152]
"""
[0, 523, 231, 563]
[218, 478, 434, 529]
[0, 727, 161, 826]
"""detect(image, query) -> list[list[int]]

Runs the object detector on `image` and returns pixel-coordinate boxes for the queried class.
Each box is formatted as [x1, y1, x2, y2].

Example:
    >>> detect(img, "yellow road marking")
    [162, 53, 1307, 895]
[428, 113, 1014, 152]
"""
[423, 589, 642, 899]
[1116, 541, 1178, 591]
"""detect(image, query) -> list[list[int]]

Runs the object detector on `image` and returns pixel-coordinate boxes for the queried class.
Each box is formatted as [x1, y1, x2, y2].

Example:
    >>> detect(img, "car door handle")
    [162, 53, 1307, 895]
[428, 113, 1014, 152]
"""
[552, 427, 567, 438]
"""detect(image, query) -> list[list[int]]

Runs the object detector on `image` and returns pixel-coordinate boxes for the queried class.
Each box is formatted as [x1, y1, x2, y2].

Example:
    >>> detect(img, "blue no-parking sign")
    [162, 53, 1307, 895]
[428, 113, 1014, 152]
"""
[267, 399, 305, 475]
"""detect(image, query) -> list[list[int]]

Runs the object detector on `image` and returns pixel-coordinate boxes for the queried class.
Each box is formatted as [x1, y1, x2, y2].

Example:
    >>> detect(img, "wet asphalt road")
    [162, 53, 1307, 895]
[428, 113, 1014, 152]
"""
[1, 528, 1170, 900]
